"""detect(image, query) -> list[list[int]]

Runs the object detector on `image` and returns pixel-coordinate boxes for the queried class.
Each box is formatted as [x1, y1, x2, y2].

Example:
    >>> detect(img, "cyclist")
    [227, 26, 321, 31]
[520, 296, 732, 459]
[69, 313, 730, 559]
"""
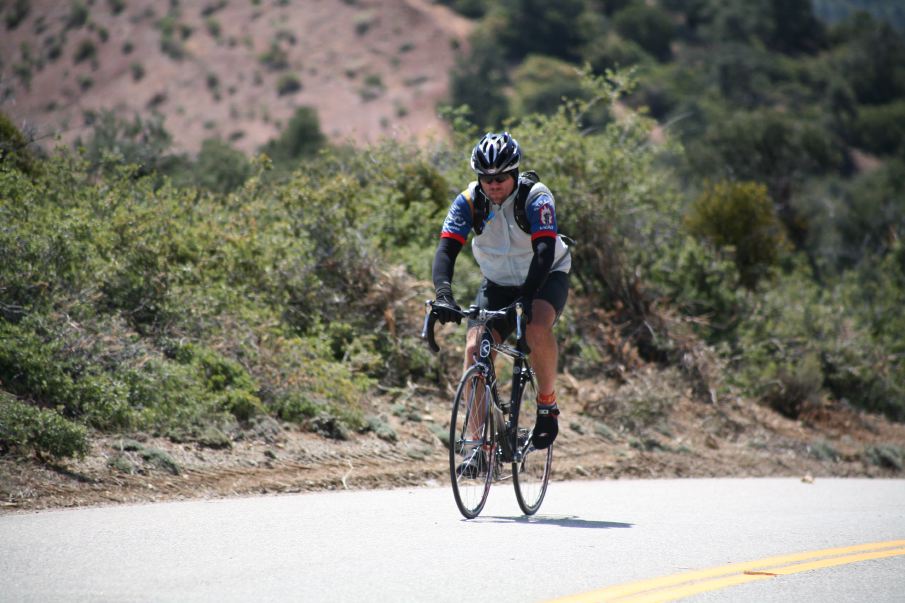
[431, 132, 572, 452]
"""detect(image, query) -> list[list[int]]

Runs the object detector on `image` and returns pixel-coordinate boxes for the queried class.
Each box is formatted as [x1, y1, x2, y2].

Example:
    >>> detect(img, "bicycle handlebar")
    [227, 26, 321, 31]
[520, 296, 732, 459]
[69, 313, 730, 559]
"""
[421, 300, 525, 354]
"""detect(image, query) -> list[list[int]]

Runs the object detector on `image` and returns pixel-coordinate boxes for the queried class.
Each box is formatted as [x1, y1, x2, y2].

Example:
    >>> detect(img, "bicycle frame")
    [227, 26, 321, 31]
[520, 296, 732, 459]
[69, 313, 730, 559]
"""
[424, 302, 533, 463]
[424, 300, 551, 517]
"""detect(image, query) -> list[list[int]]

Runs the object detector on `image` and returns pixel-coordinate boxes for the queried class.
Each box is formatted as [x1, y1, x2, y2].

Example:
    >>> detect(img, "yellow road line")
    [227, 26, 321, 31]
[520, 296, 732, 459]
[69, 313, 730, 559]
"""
[548, 540, 905, 603]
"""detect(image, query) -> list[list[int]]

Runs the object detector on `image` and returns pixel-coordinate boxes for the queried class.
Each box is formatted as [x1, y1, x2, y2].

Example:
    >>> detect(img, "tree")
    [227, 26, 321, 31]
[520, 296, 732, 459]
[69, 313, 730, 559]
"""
[261, 106, 326, 165]
[495, 0, 591, 62]
[612, 3, 675, 62]
[832, 13, 905, 105]
[447, 24, 511, 128]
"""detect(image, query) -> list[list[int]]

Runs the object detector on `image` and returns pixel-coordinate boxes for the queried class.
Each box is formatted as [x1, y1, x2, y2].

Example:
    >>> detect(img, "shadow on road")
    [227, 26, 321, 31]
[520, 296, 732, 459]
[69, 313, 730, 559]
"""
[478, 515, 633, 529]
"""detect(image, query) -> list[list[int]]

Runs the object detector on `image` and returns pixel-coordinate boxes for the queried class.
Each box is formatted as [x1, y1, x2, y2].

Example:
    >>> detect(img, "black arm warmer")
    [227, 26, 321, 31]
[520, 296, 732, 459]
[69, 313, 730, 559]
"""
[521, 237, 555, 299]
[432, 237, 463, 294]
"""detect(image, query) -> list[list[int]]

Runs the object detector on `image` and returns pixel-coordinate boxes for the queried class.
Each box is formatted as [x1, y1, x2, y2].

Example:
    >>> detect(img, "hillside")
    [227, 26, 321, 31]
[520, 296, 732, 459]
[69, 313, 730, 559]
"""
[1, 0, 472, 153]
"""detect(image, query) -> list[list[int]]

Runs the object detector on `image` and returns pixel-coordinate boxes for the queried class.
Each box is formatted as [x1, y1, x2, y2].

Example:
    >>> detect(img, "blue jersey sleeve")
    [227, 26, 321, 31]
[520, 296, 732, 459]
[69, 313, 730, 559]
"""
[440, 193, 473, 244]
[526, 192, 558, 240]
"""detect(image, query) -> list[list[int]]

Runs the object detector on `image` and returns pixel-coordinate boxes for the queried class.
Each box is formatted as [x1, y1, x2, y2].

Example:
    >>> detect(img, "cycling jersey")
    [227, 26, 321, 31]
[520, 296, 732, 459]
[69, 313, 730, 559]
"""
[440, 181, 572, 287]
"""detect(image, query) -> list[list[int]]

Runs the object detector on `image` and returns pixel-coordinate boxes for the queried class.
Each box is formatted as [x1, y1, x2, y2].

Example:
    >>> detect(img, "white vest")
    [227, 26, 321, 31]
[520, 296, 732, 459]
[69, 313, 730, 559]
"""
[468, 181, 572, 287]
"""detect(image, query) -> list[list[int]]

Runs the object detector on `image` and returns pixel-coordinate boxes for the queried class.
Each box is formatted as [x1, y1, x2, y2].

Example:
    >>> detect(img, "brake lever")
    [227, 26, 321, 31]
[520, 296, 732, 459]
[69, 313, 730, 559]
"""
[421, 300, 440, 353]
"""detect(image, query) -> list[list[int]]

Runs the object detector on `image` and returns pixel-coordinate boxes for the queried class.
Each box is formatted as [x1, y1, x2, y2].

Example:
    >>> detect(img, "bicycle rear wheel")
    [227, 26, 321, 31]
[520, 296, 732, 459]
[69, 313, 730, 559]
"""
[512, 370, 552, 515]
[449, 364, 495, 519]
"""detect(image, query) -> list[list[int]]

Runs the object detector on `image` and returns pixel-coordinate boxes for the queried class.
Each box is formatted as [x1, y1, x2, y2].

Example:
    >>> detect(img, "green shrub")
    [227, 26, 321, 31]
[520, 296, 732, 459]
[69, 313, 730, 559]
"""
[0, 393, 89, 460]
[141, 447, 181, 474]
[864, 444, 904, 471]
[685, 180, 788, 289]
[130, 62, 145, 81]
[0, 321, 135, 429]
[5, 0, 30, 30]
[67, 1, 89, 29]
[0, 110, 39, 175]
[276, 73, 302, 96]
[649, 236, 747, 339]
[258, 42, 288, 70]
[205, 17, 221, 38]
[261, 106, 325, 164]
[73, 38, 97, 63]
[729, 264, 904, 421]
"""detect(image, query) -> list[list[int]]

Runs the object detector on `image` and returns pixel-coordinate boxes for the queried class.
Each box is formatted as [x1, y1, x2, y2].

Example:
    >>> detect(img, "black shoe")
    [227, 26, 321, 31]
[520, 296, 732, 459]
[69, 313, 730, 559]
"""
[457, 449, 485, 479]
[531, 404, 560, 449]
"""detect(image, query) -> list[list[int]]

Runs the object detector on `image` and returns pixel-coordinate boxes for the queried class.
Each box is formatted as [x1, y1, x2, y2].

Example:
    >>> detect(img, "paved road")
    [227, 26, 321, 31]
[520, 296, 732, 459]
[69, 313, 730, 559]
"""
[2, 478, 904, 602]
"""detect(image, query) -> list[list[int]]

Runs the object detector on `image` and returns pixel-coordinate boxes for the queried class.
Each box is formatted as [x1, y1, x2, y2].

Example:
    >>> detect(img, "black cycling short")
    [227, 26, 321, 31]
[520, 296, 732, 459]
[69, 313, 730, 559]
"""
[469, 271, 570, 340]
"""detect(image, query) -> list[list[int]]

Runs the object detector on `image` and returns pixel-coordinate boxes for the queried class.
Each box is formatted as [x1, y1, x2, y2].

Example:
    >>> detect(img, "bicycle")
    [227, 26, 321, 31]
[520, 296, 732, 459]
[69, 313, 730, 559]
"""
[422, 300, 553, 519]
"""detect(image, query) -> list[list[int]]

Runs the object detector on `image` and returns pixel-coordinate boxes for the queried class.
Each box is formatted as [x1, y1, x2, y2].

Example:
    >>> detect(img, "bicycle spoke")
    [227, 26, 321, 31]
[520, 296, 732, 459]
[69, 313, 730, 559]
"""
[512, 369, 552, 515]
[449, 366, 494, 518]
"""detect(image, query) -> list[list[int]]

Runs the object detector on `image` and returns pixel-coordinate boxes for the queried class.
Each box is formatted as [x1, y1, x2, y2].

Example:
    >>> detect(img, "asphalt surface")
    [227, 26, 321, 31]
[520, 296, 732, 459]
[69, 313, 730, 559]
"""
[2, 478, 904, 602]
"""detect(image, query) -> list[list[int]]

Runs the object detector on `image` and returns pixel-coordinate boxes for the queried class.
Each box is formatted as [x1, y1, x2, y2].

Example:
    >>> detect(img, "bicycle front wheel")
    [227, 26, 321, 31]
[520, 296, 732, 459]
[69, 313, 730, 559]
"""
[449, 364, 495, 519]
[512, 370, 552, 515]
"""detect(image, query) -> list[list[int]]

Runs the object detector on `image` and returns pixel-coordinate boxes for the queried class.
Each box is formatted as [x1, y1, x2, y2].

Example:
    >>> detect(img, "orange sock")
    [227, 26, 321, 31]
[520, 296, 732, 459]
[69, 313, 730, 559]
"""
[537, 391, 556, 406]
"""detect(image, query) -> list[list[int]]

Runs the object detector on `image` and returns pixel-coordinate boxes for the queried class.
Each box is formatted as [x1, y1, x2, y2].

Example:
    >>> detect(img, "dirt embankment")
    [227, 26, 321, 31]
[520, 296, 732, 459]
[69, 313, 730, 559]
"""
[3, 365, 903, 514]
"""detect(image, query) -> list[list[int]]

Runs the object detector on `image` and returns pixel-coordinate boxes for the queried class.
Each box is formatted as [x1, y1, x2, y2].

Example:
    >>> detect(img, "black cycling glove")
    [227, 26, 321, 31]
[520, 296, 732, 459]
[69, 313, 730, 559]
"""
[433, 284, 462, 325]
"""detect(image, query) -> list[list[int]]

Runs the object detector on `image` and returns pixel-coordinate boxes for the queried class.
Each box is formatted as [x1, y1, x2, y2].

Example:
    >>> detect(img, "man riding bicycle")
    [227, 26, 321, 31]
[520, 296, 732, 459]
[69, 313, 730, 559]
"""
[431, 132, 572, 450]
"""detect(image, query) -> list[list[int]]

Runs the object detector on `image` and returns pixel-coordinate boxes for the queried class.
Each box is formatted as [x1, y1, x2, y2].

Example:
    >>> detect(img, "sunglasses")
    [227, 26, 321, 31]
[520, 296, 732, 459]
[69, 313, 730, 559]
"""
[479, 173, 512, 184]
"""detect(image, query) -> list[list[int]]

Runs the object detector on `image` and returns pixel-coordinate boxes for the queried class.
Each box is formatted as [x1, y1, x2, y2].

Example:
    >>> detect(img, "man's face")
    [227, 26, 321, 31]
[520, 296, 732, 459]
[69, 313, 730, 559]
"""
[479, 172, 517, 204]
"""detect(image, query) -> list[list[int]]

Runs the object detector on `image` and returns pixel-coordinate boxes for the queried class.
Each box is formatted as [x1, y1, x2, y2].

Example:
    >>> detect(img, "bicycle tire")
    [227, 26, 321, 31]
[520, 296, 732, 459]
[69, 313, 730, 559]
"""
[512, 369, 552, 515]
[449, 364, 495, 519]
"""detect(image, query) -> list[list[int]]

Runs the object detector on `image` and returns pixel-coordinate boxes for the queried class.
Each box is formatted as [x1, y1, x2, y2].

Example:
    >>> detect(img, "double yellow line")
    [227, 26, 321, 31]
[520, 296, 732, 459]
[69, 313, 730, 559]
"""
[549, 539, 905, 603]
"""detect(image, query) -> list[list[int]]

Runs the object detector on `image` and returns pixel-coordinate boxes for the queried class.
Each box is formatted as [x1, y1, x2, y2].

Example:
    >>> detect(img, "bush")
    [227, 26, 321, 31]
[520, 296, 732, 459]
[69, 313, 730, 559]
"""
[4, 0, 30, 30]
[67, 1, 89, 29]
[729, 264, 904, 421]
[258, 42, 288, 71]
[0, 321, 134, 429]
[0, 110, 39, 175]
[261, 106, 325, 164]
[0, 393, 89, 460]
[649, 236, 747, 339]
[276, 73, 302, 96]
[73, 38, 97, 64]
[685, 181, 788, 289]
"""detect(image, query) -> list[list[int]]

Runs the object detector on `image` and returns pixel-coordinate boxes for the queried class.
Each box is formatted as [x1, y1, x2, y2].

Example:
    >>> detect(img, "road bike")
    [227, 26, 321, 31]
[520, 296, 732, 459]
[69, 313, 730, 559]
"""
[422, 301, 553, 519]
